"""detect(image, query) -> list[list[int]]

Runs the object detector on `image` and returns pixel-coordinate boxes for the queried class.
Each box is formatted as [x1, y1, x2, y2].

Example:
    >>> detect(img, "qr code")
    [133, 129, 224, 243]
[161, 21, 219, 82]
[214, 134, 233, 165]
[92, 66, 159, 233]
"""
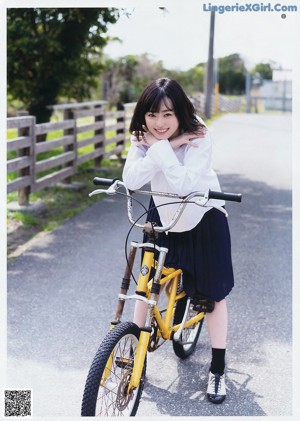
[4, 390, 32, 417]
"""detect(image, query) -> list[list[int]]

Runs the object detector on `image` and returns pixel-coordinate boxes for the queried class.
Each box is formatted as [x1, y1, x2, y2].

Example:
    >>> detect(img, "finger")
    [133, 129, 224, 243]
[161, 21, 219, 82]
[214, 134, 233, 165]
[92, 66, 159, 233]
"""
[136, 140, 147, 147]
[188, 140, 199, 147]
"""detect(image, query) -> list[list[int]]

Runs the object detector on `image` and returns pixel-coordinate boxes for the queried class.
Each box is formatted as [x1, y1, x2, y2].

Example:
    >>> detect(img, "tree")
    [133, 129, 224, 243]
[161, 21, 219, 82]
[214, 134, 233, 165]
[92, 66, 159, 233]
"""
[102, 54, 164, 105]
[252, 62, 273, 80]
[101, 54, 205, 106]
[7, 8, 120, 123]
[218, 53, 247, 95]
[164, 65, 205, 96]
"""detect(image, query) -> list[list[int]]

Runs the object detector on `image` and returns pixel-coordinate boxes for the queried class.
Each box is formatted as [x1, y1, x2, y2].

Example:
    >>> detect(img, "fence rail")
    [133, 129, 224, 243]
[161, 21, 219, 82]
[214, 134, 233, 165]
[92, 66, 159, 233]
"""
[7, 94, 242, 206]
[7, 101, 135, 205]
[190, 93, 242, 116]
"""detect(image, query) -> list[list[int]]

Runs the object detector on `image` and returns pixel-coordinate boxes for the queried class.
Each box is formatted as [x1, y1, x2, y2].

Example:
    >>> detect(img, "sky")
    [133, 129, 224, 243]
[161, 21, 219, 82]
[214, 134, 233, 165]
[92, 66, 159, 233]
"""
[103, 1, 298, 72]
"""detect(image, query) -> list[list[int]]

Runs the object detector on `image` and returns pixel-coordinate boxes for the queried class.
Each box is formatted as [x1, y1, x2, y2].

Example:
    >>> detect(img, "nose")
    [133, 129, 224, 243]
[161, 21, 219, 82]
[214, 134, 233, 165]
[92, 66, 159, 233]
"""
[156, 115, 165, 128]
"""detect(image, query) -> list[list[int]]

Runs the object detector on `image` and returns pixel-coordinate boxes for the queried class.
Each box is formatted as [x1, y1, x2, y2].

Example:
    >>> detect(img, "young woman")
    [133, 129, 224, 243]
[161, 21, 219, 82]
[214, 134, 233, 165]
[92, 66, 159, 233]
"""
[122, 78, 234, 404]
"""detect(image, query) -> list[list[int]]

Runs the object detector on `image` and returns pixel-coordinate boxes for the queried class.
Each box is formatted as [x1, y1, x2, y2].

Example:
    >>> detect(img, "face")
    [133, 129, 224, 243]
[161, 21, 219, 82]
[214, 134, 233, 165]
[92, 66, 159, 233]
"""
[144, 99, 180, 140]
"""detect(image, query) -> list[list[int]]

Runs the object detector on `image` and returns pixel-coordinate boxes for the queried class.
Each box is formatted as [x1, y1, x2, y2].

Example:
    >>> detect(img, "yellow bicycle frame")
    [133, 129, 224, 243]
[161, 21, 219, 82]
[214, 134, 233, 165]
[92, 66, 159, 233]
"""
[128, 249, 205, 391]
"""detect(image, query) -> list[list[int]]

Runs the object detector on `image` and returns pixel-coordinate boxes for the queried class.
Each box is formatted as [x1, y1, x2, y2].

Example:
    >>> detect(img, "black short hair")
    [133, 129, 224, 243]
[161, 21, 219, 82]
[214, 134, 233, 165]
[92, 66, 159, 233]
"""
[129, 78, 204, 138]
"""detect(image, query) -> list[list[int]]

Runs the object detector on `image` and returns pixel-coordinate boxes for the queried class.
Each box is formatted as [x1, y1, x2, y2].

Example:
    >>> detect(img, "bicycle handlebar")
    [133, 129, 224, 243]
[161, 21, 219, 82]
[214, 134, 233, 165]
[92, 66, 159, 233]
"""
[93, 177, 242, 203]
[207, 189, 242, 203]
[93, 177, 118, 187]
[90, 177, 242, 232]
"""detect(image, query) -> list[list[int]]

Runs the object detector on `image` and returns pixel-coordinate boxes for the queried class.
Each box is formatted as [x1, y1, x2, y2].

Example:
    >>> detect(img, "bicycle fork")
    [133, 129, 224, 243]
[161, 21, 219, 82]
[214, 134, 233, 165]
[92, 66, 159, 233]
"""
[111, 241, 168, 392]
[131, 246, 167, 391]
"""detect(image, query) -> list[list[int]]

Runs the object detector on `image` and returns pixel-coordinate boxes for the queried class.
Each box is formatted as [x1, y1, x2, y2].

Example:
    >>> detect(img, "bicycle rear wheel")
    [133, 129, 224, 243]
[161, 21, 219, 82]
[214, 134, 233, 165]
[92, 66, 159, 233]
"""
[172, 295, 204, 359]
[81, 321, 146, 417]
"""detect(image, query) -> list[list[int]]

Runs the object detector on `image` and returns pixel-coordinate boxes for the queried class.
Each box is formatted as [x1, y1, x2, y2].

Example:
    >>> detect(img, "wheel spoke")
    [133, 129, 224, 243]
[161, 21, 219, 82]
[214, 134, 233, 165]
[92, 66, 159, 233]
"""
[96, 333, 139, 415]
[82, 322, 146, 417]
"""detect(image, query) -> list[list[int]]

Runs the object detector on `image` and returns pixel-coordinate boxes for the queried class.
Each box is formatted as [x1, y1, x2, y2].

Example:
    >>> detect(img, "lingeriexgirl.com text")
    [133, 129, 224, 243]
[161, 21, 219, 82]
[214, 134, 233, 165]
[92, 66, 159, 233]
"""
[203, 2, 297, 14]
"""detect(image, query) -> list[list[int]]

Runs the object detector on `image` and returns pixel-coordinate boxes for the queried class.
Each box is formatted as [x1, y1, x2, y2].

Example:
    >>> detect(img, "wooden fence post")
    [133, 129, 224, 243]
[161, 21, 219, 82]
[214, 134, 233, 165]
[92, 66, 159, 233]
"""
[17, 116, 35, 206]
[116, 102, 125, 161]
[63, 108, 76, 183]
[94, 103, 105, 167]
[7, 101, 132, 199]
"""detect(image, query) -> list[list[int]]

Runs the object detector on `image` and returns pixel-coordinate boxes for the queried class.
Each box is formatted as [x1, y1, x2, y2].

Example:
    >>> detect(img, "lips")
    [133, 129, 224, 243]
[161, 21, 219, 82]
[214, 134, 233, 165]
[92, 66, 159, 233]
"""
[155, 129, 169, 134]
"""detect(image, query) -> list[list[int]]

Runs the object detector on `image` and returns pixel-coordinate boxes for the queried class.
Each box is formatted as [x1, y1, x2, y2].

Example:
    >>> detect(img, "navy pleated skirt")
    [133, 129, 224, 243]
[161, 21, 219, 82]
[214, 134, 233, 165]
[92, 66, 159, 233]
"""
[144, 198, 234, 302]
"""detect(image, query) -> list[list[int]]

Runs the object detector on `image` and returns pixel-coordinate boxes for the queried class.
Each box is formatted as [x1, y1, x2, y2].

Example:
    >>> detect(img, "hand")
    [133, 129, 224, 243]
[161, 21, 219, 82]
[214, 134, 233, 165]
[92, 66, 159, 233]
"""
[134, 129, 160, 148]
[169, 127, 207, 150]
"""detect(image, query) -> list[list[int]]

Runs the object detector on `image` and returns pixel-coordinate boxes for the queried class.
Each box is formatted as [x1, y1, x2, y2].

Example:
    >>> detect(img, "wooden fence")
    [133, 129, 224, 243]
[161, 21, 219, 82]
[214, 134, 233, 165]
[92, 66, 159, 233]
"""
[7, 100, 135, 205]
[7, 95, 242, 206]
[190, 93, 242, 116]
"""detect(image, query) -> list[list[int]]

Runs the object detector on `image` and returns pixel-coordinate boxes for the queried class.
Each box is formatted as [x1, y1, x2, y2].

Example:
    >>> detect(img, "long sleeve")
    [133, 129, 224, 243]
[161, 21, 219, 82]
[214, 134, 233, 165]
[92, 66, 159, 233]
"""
[122, 134, 223, 232]
[146, 137, 213, 196]
[122, 140, 159, 190]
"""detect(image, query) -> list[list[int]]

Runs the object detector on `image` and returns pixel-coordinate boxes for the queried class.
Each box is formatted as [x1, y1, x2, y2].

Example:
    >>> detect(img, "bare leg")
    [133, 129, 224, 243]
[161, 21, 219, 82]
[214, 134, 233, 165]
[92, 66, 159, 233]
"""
[133, 301, 148, 328]
[133, 283, 166, 328]
[205, 299, 228, 348]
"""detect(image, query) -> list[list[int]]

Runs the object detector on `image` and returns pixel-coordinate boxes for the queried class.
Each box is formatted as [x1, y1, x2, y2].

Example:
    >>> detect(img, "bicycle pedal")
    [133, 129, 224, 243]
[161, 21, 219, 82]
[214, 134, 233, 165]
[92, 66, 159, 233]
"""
[191, 295, 215, 313]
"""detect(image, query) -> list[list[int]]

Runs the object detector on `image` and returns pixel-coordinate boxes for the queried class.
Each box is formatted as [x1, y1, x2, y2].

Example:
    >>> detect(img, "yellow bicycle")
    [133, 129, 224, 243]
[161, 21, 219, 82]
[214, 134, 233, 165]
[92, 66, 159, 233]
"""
[81, 178, 242, 417]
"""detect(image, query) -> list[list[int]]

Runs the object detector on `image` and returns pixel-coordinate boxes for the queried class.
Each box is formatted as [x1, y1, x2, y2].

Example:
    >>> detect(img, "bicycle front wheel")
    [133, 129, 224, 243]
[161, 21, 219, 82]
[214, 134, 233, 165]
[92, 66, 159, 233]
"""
[172, 295, 204, 359]
[81, 322, 146, 417]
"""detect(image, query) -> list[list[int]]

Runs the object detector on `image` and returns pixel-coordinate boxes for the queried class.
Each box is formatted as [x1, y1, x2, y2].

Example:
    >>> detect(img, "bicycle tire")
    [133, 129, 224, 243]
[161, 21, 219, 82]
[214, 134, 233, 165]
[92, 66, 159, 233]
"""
[81, 321, 146, 417]
[172, 295, 204, 359]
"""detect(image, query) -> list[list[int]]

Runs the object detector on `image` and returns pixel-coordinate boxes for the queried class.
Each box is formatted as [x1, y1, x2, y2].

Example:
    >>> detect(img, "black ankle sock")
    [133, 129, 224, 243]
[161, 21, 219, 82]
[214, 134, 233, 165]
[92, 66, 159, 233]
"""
[210, 348, 226, 375]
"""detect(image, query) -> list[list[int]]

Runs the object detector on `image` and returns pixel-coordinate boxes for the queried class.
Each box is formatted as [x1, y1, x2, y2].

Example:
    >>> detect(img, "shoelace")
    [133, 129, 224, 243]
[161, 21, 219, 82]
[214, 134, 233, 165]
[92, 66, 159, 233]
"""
[210, 374, 222, 394]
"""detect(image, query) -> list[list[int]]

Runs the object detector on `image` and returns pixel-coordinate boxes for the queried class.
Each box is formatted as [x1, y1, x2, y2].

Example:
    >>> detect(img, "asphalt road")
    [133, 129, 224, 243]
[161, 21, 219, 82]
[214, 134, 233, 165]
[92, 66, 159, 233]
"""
[7, 113, 292, 417]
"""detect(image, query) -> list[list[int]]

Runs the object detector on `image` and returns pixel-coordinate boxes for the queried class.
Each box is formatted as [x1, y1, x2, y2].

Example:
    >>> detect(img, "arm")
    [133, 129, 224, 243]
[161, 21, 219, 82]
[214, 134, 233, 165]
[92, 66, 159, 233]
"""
[122, 137, 160, 190]
[169, 127, 207, 150]
[146, 135, 213, 197]
[135, 128, 207, 150]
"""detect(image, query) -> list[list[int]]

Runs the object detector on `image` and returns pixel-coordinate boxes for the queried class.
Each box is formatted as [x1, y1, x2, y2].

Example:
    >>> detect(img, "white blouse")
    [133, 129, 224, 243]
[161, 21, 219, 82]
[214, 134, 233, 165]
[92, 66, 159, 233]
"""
[122, 133, 225, 232]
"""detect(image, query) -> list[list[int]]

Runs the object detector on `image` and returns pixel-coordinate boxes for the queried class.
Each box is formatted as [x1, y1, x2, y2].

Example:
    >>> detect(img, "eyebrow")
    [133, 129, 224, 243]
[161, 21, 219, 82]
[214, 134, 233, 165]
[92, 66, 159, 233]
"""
[149, 108, 173, 113]
[148, 106, 174, 113]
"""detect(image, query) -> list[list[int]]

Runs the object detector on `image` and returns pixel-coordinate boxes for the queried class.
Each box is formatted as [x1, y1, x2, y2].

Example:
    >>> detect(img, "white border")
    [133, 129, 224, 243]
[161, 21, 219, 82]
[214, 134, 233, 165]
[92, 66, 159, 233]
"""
[2, 1, 299, 421]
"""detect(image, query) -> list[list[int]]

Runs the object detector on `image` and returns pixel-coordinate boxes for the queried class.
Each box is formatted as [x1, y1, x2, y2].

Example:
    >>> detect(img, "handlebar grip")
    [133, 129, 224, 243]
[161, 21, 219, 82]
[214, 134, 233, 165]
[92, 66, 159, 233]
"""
[208, 189, 242, 202]
[93, 177, 117, 186]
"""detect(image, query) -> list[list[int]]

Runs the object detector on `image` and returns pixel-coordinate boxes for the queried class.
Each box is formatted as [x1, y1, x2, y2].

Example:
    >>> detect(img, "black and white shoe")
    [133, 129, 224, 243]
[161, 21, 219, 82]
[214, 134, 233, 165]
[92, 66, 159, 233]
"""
[206, 371, 226, 404]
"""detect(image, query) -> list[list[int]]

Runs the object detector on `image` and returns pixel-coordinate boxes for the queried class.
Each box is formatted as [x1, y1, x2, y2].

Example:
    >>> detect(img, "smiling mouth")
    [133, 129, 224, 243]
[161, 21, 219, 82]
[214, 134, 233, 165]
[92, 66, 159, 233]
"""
[155, 129, 168, 134]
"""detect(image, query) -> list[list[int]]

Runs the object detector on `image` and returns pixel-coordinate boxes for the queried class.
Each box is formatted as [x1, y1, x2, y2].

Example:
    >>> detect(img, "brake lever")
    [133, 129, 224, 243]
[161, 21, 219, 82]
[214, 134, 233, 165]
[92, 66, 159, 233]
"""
[89, 184, 117, 197]
[214, 206, 228, 217]
[194, 197, 209, 206]
[194, 189, 209, 207]
[194, 192, 228, 218]
[89, 189, 105, 197]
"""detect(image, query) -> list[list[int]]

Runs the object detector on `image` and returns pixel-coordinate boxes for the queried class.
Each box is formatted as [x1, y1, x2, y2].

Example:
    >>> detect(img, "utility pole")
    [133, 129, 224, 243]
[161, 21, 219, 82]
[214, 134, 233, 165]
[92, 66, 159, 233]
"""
[205, 11, 215, 119]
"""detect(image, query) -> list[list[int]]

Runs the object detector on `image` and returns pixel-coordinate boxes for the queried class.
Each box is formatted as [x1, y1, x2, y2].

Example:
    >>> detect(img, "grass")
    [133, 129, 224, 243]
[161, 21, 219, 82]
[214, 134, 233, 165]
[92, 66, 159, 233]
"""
[7, 109, 131, 258]
[7, 158, 124, 257]
[10, 211, 40, 227]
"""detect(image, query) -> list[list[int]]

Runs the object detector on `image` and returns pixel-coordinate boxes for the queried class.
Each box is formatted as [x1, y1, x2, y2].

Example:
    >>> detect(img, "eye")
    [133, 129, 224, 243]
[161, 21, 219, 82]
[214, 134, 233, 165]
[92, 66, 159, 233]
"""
[164, 112, 173, 117]
[146, 112, 155, 118]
